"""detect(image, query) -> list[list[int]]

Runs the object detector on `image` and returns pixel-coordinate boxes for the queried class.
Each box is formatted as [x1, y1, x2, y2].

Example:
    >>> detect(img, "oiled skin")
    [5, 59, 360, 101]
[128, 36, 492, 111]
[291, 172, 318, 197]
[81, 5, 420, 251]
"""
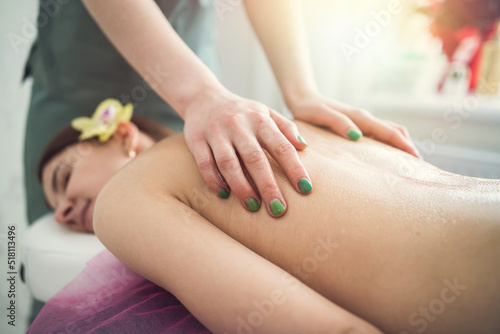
[106, 120, 500, 334]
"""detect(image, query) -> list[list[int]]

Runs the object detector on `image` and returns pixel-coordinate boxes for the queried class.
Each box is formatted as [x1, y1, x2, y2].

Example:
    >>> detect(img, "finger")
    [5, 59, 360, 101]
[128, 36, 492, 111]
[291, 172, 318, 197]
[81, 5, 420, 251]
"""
[232, 130, 288, 217]
[363, 119, 420, 158]
[343, 109, 421, 158]
[210, 137, 262, 211]
[187, 139, 230, 198]
[310, 104, 363, 141]
[234, 137, 292, 215]
[269, 109, 309, 149]
[384, 120, 410, 139]
[257, 123, 313, 198]
[383, 120, 421, 158]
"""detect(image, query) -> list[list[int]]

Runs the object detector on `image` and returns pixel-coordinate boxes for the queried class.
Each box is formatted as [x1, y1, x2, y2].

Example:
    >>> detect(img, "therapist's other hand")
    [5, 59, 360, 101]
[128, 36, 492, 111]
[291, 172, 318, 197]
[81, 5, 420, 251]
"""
[289, 92, 421, 159]
[182, 89, 311, 217]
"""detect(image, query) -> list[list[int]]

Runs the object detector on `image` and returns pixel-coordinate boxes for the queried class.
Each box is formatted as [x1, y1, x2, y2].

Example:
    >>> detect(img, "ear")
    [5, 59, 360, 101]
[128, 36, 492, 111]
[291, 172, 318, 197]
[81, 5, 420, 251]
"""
[114, 122, 139, 155]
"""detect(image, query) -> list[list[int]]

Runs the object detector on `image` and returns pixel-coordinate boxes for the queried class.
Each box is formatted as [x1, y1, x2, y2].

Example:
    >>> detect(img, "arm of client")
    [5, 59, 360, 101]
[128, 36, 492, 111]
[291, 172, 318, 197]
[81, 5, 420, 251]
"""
[92, 143, 381, 334]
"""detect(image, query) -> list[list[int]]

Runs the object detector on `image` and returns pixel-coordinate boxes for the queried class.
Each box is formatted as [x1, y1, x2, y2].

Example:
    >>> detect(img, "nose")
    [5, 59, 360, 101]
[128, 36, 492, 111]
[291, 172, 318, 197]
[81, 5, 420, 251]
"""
[54, 200, 74, 225]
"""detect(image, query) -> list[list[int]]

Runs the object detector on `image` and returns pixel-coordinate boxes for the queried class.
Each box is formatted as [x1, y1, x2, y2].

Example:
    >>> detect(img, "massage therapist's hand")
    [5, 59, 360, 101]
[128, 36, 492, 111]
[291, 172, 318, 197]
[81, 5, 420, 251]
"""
[182, 88, 312, 217]
[288, 92, 421, 158]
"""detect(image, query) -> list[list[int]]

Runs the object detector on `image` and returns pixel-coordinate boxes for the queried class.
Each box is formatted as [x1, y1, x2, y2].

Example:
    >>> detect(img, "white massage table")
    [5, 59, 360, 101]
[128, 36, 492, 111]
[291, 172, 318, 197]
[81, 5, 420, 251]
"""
[21, 214, 106, 302]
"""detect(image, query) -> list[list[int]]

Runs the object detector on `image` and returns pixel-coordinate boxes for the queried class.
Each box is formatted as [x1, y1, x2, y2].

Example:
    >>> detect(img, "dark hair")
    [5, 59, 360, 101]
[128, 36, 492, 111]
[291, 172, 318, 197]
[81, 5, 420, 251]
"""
[37, 115, 175, 183]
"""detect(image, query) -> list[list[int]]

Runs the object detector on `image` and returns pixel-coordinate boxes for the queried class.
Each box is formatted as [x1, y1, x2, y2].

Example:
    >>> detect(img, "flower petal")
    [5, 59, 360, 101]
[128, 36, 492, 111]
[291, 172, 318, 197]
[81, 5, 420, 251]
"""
[71, 117, 94, 131]
[71, 98, 134, 142]
[79, 128, 102, 141]
[94, 99, 123, 120]
[116, 104, 133, 123]
[99, 124, 117, 142]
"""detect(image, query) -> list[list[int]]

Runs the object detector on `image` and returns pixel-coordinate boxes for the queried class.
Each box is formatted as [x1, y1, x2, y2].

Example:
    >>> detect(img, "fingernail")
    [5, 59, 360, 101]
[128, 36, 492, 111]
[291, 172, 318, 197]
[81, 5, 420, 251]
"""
[270, 199, 285, 216]
[348, 128, 362, 141]
[218, 188, 229, 199]
[297, 135, 308, 146]
[245, 198, 260, 212]
[298, 178, 313, 194]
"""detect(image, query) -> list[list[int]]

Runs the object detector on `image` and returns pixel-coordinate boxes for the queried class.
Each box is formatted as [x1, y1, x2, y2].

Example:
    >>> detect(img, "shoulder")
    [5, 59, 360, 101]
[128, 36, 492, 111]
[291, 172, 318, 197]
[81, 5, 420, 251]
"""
[121, 132, 200, 195]
[96, 133, 199, 211]
[149, 132, 191, 161]
[93, 133, 199, 232]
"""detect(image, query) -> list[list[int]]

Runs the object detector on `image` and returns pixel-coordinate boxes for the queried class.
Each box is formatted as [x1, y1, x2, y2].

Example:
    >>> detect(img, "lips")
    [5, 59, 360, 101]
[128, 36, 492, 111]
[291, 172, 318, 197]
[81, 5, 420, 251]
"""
[80, 200, 92, 231]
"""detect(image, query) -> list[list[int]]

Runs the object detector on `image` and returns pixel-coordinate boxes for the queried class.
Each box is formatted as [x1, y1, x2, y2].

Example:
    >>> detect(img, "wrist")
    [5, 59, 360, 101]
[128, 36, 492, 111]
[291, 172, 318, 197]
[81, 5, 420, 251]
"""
[283, 85, 320, 112]
[175, 80, 231, 120]
[157, 68, 228, 120]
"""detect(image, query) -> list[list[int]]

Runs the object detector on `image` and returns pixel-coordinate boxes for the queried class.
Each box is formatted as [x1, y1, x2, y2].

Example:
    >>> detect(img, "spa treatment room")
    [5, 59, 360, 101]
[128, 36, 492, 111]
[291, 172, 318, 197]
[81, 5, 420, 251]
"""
[1, 0, 499, 333]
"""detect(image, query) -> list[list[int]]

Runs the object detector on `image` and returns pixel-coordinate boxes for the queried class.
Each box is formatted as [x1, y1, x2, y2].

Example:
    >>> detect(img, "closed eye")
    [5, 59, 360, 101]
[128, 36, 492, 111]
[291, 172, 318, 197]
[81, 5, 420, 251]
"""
[61, 168, 72, 191]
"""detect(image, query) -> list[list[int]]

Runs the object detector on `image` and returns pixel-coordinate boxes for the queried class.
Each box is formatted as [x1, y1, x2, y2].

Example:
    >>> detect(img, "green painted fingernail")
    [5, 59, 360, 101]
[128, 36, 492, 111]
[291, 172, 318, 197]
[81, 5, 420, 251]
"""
[218, 188, 229, 199]
[245, 198, 260, 212]
[297, 135, 308, 146]
[348, 128, 362, 141]
[298, 178, 312, 194]
[270, 199, 285, 216]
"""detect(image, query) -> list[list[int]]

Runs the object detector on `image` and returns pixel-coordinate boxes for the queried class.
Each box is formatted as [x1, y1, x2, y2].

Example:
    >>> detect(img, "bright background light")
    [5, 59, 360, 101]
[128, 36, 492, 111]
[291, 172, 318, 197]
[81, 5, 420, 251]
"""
[217, 0, 447, 111]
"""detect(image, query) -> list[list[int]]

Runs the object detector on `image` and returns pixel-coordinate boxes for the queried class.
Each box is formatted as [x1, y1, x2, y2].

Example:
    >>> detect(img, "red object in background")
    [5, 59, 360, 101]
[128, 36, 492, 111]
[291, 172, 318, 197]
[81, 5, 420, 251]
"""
[430, 27, 479, 61]
[431, 23, 497, 92]
[423, 0, 500, 92]
[470, 37, 483, 91]
[471, 23, 498, 91]
[431, 27, 481, 91]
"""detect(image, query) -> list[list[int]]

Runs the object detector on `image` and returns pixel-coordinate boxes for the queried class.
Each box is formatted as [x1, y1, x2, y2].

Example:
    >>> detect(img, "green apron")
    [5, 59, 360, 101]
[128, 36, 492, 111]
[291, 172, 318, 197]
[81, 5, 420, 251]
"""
[24, 0, 219, 224]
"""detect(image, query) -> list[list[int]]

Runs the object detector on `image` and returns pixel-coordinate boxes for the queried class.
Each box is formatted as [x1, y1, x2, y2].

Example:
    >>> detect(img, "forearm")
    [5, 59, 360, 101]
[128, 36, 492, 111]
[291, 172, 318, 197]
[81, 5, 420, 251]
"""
[243, 0, 319, 109]
[82, 0, 226, 117]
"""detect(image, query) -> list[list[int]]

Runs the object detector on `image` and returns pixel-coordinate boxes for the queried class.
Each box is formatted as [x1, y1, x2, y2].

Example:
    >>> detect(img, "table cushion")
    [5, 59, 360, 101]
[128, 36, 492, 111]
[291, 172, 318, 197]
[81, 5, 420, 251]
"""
[21, 213, 106, 302]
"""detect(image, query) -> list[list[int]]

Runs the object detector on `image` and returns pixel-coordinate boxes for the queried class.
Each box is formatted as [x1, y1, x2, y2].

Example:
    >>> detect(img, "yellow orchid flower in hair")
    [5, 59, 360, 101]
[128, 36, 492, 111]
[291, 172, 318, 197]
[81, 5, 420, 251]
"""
[71, 98, 133, 142]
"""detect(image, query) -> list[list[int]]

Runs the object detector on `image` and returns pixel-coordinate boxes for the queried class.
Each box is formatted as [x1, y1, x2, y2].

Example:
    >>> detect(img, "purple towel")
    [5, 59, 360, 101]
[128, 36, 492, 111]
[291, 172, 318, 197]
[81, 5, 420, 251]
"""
[27, 249, 211, 334]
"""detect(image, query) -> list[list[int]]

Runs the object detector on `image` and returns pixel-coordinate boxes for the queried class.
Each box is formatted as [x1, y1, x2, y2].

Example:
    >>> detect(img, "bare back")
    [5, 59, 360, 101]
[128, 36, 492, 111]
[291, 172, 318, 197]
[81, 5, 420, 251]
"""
[111, 120, 500, 333]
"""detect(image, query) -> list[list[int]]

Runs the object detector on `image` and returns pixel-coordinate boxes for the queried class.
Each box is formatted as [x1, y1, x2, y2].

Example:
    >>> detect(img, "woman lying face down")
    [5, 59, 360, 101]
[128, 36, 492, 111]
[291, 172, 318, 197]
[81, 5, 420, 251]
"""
[40, 103, 500, 334]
